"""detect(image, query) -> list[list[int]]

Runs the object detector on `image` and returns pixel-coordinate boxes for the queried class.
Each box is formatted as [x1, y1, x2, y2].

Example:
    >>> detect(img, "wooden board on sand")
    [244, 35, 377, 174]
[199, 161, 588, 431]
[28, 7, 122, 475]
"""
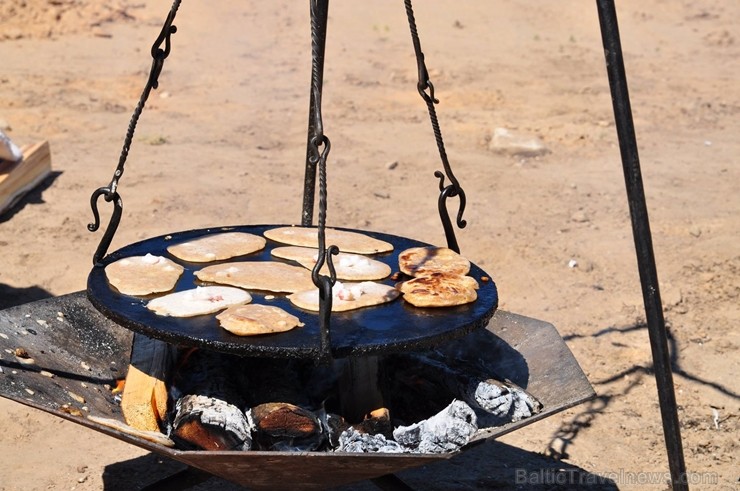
[0, 141, 52, 216]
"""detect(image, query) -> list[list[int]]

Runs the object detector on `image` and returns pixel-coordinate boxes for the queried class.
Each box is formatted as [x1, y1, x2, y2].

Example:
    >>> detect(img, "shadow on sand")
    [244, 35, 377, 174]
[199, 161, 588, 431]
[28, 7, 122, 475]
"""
[0, 170, 62, 224]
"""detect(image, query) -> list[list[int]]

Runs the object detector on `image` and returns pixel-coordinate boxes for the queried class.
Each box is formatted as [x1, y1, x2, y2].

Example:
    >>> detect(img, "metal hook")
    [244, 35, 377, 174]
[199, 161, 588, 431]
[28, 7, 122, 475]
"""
[435, 172, 467, 253]
[418, 79, 438, 105]
[88, 187, 123, 265]
[312, 245, 339, 287]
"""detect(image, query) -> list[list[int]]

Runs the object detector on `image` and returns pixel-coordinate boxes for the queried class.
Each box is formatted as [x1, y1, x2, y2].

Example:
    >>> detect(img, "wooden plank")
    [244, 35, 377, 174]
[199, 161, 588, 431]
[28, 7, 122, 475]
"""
[121, 333, 176, 432]
[0, 140, 52, 215]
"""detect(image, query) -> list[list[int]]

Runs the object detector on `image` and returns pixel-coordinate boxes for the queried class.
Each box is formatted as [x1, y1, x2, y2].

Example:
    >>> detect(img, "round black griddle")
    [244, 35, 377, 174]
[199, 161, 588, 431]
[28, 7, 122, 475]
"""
[87, 225, 498, 359]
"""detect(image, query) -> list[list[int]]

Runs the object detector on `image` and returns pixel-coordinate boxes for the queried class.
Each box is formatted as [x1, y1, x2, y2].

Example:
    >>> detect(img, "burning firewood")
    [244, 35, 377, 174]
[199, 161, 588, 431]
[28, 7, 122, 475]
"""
[169, 349, 252, 450]
[248, 402, 324, 451]
[156, 340, 541, 455]
[352, 407, 393, 438]
[172, 394, 252, 451]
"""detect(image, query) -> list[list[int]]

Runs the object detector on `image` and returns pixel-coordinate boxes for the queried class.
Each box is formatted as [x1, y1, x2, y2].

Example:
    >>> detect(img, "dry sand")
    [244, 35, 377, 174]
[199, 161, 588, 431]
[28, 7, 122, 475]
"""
[0, 1, 737, 489]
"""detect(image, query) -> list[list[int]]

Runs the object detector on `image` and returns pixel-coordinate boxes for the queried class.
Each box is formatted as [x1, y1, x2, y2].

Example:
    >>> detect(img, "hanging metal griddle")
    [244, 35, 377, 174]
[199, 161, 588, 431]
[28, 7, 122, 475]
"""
[85, 0, 493, 362]
[87, 224, 498, 359]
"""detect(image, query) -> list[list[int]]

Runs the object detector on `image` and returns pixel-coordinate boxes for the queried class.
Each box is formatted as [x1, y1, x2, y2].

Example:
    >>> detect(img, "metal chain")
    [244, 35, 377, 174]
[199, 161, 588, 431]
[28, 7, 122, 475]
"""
[308, 0, 337, 364]
[403, 0, 467, 253]
[87, 0, 181, 265]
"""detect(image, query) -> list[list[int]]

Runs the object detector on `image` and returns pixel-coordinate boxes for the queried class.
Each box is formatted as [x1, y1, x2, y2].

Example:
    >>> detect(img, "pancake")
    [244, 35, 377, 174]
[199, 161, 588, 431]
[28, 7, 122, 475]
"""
[105, 254, 184, 296]
[271, 246, 391, 281]
[397, 272, 478, 308]
[195, 261, 316, 293]
[217, 304, 304, 336]
[288, 280, 400, 312]
[398, 246, 470, 277]
[264, 226, 393, 254]
[166, 231, 266, 262]
[146, 286, 251, 317]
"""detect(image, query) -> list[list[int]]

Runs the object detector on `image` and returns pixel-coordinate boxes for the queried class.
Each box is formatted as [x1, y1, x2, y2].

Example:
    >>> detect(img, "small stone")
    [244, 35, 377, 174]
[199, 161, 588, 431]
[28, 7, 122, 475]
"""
[92, 28, 112, 38]
[489, 127, 548, 157]
[570, 210, 590, 223]
[386, 160, 399, 170]
[672, 303, 689, 315]
[0, 119, 11, 131]
[568, 259, 578, 269]
[689, 226, 702, 238]
[662, 286, 682, 307]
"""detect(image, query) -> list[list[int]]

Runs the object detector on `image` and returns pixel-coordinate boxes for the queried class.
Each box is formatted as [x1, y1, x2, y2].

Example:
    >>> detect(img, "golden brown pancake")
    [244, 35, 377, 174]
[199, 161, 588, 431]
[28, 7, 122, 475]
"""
[397, 272, 478, 307]
[217, 304, 304, 336]
[398, 246, 470, 277]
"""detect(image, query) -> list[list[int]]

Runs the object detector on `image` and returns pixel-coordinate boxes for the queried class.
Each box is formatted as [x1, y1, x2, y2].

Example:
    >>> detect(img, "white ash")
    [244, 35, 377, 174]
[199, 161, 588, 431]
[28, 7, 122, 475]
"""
[470, 379, 542, 424]
[393, 400, 477, 454]
[336, 426, 404, 453]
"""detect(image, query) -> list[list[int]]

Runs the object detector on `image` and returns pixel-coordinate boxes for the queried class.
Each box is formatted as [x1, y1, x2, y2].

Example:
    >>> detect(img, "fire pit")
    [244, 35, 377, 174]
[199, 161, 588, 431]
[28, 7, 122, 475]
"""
[0, 293, 593, 489]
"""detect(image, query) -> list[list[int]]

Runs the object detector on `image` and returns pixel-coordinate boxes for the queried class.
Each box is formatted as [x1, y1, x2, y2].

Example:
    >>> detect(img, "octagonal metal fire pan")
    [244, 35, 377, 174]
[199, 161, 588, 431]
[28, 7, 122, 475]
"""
[0, 292, 594, 490]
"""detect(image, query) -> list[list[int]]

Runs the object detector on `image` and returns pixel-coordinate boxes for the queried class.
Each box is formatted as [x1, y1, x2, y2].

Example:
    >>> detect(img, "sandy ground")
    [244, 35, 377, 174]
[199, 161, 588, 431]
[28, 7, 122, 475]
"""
[0, 1, 738, 490]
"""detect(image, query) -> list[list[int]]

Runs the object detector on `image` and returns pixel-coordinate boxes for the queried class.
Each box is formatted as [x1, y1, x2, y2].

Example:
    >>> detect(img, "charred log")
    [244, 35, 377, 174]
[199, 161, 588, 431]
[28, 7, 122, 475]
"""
[172, 394, 252, 451]
[169, 349, 251, 450]
[248, 402, 324, 451]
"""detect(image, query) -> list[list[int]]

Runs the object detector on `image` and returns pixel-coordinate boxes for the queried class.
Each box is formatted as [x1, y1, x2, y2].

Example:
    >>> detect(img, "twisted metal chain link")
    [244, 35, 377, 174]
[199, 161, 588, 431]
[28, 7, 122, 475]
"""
[308, 0, 337, 364]
[87, 0, 181, 264]
[403, 0, 467, 253]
